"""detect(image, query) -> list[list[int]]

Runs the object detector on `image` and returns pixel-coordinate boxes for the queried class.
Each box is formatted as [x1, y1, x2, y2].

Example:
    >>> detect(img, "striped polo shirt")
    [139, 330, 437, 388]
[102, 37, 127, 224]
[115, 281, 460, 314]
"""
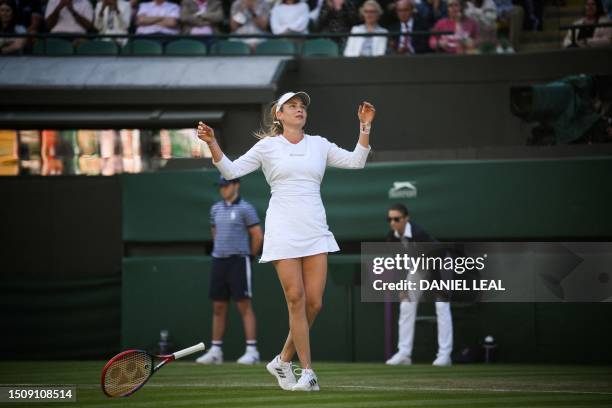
[210, 195, 260, 258]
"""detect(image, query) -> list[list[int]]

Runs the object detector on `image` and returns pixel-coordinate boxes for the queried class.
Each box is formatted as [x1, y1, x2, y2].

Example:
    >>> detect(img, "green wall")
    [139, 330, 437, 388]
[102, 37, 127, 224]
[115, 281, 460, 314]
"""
[123, 158, 612, 241]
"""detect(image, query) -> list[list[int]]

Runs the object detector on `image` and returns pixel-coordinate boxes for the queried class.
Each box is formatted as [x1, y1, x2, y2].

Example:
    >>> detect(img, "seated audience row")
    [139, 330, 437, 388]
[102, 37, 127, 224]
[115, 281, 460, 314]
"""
[2, 0, 609, 55]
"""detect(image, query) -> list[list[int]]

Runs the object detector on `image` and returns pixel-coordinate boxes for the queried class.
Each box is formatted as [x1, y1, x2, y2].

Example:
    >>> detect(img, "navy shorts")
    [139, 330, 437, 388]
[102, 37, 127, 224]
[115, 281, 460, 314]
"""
[209, 255, 252, 301]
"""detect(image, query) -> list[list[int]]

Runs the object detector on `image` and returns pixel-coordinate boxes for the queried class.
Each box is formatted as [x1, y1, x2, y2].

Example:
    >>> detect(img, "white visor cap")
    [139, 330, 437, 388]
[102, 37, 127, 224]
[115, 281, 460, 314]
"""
[275, 91, 311, 113]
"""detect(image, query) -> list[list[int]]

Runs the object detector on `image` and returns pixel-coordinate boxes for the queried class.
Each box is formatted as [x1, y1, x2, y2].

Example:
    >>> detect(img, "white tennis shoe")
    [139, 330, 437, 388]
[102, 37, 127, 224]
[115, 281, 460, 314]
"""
[291, 368, 320, 391]
[237, 349, 260, 365]
[432, 355, 452, 366]
[195, 348, 223, 365]
[385, 351, 412, 365]
[266, 354, 297, 390]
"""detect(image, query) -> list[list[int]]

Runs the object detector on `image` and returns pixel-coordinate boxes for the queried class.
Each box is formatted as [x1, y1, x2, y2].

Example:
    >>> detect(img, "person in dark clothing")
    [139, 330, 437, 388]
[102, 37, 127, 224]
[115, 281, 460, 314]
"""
[387, 0, 433, 54]
[316, 0, 359, 37]
[384, 203, 453, 367]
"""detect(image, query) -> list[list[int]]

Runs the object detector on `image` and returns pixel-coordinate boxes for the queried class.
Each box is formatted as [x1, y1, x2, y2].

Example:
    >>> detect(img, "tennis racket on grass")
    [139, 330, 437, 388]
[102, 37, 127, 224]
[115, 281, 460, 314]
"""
[101, 342, 205, 397]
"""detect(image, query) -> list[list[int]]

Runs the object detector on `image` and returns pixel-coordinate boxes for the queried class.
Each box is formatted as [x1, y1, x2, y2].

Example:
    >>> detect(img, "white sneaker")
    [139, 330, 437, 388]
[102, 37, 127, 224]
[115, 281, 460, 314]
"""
[385, 351, 412, 365]
[291, 368, 320, 391]
[237, 349, 260, 365]
[195, 347, 223, 365]
[432, 355, 452, 366]
[266, 355, 297, 390]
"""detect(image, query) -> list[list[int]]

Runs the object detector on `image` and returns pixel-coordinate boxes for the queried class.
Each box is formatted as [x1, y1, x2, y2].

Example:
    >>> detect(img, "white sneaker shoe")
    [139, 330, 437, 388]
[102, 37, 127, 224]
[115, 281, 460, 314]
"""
[432, 355, 452, 366]
[195, 347, 223, 365]
[385, 351, 412, 365]
[266, 355, 297, 390]
[291, 368, 320, 391]
[237, 349, 260, 365]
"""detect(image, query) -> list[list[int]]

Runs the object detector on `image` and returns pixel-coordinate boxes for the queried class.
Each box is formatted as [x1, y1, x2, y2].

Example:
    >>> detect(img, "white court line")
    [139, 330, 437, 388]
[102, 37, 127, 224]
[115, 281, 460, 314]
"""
[9, 383, 612, 396]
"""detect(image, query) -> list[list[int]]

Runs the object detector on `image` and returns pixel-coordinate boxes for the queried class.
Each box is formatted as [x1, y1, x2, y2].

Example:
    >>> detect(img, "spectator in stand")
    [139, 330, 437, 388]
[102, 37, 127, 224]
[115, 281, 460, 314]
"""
[129, 0, 138, 32]
[428, 0, 479, 54]
[603, 0, 612, 18]
[270, 0, 309, 35]
[518, 0, 540, 31]
[389, 0, 432, 54]
[181, 0, 223, 43]
[317, 0, 359, 36]
[14, 0, 43, 33]
[375, 0, 400, 28]
[94, 0, 131, 45]
[230, 0, 270, 49]
[465, 0, 497, 52]
[415, 0, 446, 27]
[343, 0, 388, 56]
[563, 0, 611, 48]
[45, 0, 94, 34]
[493, 0, 522, 52]
[0, 0, 26, 54]
[135, 0, 180, 38]
[308, 0, 324, 23]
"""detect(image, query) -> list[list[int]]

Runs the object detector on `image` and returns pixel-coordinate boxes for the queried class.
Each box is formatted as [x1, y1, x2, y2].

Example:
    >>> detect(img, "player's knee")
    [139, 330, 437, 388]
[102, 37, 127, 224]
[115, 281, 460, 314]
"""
[285, 290, 305, 310]
[307, 299, 323, 315]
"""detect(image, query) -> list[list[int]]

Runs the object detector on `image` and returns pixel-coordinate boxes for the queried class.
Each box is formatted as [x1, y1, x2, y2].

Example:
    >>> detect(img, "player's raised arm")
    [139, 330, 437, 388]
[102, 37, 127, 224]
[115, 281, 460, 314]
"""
[325, 101, 375, 169]
[197, 121, 263, 180]
[357, 101, 375, 149]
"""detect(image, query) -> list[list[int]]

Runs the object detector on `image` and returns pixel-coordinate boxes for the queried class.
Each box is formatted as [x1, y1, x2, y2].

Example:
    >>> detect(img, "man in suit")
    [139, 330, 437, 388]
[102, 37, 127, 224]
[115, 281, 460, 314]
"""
[385, 203, 453, 366]
[388, 0, 432, 54]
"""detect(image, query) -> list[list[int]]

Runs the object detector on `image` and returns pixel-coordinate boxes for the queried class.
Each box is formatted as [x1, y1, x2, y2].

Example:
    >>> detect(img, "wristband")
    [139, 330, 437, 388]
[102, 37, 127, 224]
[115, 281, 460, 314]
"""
[360, 122, 371, 134]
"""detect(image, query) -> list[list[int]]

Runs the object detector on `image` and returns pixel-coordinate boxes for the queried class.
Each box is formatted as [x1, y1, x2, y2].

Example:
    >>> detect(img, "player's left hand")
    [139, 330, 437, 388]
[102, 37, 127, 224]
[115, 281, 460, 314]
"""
[358, 101, 376, 124]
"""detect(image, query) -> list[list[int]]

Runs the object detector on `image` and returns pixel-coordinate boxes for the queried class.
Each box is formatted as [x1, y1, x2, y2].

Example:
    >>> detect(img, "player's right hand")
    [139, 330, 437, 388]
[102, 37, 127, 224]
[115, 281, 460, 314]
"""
[197, 121, 215, 143]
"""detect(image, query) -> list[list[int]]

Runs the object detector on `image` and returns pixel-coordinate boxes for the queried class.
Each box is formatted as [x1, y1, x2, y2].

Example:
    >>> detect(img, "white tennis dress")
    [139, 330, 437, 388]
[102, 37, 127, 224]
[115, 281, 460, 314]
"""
[212, 134, 371, 263]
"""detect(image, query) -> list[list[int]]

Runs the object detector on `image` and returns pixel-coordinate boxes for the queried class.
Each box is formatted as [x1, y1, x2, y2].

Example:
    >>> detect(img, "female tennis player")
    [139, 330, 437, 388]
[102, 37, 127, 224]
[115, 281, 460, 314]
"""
[197, 92, 374, 391]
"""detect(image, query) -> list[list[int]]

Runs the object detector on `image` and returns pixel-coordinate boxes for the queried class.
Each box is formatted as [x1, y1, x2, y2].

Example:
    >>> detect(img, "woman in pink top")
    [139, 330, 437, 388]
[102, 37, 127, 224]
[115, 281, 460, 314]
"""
[429, 0, 479, 54]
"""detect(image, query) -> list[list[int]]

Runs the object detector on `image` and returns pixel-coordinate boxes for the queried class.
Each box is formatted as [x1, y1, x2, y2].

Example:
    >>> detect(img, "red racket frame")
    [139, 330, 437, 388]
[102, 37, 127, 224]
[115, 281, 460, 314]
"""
[100, 349, 175, 397]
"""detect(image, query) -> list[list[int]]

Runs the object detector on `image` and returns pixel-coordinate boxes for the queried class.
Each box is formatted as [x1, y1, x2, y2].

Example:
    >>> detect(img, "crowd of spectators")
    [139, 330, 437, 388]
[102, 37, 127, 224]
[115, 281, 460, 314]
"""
[0, 0, 609, 55]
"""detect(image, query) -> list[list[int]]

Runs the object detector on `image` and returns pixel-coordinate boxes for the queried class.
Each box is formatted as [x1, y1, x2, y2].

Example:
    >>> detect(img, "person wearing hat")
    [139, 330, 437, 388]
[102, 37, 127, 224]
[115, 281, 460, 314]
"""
[197, 91, 375, 391]
[195, 175, 264, 366]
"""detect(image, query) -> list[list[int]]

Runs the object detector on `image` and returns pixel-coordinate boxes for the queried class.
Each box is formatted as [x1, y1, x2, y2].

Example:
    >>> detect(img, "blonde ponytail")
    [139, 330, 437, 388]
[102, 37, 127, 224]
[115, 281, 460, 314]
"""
[254, 100, 284, 139]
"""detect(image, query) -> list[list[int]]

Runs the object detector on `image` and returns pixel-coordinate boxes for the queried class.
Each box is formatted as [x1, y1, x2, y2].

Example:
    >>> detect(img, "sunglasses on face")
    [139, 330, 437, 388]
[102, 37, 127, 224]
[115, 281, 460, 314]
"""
[387, 216, 404, 223]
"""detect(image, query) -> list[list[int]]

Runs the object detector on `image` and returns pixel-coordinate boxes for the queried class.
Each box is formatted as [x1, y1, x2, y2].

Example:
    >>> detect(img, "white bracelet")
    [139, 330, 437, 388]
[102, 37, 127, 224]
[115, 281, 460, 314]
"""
[360, 122, 371, 134]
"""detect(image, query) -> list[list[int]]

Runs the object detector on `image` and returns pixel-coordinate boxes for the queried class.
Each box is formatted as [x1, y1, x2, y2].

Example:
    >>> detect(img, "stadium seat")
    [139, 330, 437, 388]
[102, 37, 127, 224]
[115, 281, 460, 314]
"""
[255, 39, 296, 56]
[165, 39, 208, 56]
[301, 39, 339, 57]
[121, 39, 163, 56]
[76, 40, 118, 56]
[32, 38, 73, 56]
[210, 40, 251, 56]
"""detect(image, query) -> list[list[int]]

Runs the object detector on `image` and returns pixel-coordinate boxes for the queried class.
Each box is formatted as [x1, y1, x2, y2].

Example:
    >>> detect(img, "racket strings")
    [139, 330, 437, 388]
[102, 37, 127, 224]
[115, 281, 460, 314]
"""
[103, 351, 153, 397]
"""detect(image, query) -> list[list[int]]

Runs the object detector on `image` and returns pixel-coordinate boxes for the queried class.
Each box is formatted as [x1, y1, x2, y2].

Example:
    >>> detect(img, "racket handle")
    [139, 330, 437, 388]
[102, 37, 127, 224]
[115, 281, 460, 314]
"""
[173, 342, 206, 360]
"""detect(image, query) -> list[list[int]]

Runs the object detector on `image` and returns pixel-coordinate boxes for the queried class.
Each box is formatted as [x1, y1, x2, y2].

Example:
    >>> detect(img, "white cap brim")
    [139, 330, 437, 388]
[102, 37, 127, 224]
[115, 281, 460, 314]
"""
[276, 91, 311, 113]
